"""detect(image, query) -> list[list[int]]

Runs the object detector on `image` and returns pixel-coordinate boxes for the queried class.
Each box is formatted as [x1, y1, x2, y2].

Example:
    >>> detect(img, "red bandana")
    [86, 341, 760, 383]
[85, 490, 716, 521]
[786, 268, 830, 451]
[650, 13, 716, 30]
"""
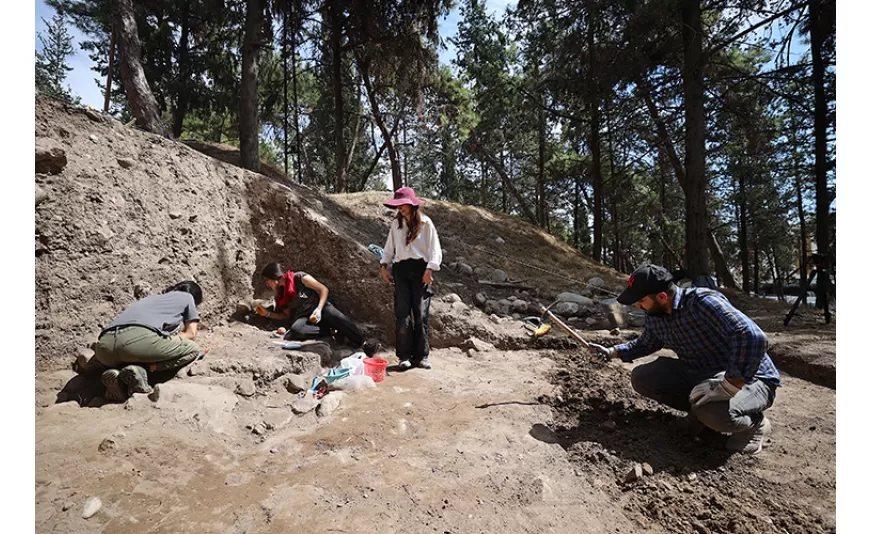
[275, 271, 297, 308]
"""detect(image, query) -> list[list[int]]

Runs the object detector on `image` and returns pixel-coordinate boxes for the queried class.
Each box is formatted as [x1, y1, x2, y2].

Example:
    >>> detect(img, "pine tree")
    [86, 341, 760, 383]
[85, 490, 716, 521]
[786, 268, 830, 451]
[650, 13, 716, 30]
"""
[35, 11, 80, 104]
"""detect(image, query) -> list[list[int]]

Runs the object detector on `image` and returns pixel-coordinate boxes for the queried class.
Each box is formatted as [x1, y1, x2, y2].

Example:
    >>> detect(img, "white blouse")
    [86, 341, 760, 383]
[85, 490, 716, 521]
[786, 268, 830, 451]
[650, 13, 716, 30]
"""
[380, 214, 443, 271]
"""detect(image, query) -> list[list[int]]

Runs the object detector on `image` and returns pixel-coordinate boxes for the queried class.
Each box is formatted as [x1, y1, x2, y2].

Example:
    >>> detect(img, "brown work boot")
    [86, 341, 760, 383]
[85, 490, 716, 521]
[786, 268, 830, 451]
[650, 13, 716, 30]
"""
[101, 369, 129, 403]
[726, 416, 771, 455]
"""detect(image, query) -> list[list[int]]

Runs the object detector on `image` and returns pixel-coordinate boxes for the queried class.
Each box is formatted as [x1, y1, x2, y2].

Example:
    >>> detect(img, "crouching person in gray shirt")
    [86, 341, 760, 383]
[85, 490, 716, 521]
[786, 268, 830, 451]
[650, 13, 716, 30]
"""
[89, 281, 204, 402]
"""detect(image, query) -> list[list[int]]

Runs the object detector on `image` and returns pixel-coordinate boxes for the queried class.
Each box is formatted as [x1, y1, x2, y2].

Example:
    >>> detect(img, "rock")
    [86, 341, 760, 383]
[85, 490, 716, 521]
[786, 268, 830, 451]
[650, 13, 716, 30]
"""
[496, 299, 512, 315]
[83, 109, 104, 122]
[686, 472, 697, 482]
[35, 138, 67, 174]
[235, 378, 256, 397]
[82, 497, 102, 519]
[330, 375, 376, 391]
[133, 281, 152, 299]
[251, 423, 267, 435]
[556, 292, 595, 308]
[291, 397, 320, 415]
[458, 263, 474, 276]
[609, 328, 620, 336]
[98, 438, 117, 453]
[117, 157, 135, 169]
[483, 300, 498, 315]
[473, 293, 487, 307]
[262, 409, 293, 430]
[488, 314, 502, 325]
[642, 462, 654, 476]
[168, 210, 183, 220]
[495, 236, 505, 245]
[451, 302, 469, 313]
[601, 421, 618, 431]
[507, 295, 517, 301]
[89, 134, 99, 143]
[316, 391, 346, 417]
[35, 185, 49, 205]
[473, 266, 489, 278]
[623, 464, 643, 484]
[491, 269, 508, 283]
[510, 299, 528, 313]
[511, 313, 521, 320]
[284, 374, 310, 393]
[587, 277, 606, 293]
[553, 301, 581, 317]
[566, 317, 582, 325]
[235, 301, 252, 314]
[455, 256, 467, 264]
[62, 502, 73, 511]
[463, 337, 495, 352]
[581, 289, 592, 297]
[443, 293, 461, 304]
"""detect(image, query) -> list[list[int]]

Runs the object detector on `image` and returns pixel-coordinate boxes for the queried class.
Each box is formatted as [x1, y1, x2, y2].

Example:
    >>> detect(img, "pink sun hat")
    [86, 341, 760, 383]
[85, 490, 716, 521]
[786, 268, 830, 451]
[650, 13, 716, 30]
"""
[383, 187, 424, 207]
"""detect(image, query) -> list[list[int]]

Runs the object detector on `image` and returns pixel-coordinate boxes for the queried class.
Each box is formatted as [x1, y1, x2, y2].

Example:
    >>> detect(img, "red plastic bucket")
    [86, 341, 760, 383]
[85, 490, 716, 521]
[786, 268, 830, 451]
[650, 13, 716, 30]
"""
[363, 358, 388, 382]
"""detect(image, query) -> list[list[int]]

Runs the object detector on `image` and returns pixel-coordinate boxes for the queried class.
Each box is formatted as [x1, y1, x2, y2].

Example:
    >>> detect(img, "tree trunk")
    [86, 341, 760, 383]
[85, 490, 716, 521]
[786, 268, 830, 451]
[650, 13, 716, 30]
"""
[536, 91, 547, 227]
[471, 132, 538, 224]
[112, 0, 165, 135]
[329, 3, 347, 192]
[809, 0, 830, 308]
[103, 25, 116, 113]
[794, 153, 809, 300]
[738, 172, 750, 293]
[587, 8, 603, 262]
[240, 0, 265, 172]
[172, 0, 191, 139]
[357, 53, 401, 190]
[681, 0, 709, 279]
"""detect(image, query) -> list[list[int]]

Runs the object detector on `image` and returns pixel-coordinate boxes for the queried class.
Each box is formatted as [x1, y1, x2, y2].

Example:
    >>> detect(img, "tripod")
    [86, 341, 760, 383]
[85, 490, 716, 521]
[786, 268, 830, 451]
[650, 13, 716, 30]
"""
[784, 253, 832, 326]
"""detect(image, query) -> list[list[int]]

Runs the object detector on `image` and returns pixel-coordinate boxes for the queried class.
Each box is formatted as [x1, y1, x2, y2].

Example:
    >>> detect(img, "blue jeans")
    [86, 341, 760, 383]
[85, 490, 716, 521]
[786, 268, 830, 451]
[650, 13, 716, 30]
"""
[393, 259, 432, 362]
[630, 357, 776, 433]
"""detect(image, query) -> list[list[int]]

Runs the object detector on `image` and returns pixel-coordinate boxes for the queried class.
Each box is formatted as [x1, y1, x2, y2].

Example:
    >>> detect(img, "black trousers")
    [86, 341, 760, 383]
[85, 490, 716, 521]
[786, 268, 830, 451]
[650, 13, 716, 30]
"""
[286, 302, 364, 347]
[393, 259, 432, 362]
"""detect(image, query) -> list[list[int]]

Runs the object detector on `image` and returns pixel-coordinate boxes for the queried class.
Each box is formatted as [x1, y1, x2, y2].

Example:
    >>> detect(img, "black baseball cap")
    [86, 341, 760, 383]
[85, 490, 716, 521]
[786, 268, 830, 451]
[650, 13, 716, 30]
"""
[616, 265, 674, 304]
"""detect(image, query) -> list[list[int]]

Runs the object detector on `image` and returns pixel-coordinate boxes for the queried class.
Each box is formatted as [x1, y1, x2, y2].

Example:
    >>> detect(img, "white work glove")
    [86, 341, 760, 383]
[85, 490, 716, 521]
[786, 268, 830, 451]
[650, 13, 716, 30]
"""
[588, 343, 614, 360]
[309, 308, 322, 324]
[689, 377, 741, 408]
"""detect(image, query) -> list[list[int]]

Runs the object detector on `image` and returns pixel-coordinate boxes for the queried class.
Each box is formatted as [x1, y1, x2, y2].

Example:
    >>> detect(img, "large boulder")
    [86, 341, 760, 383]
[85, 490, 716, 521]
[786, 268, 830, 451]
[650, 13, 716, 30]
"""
[35, 138, 67, 174]
[553, 301, 581, 317]
[491, 269, 508, 283]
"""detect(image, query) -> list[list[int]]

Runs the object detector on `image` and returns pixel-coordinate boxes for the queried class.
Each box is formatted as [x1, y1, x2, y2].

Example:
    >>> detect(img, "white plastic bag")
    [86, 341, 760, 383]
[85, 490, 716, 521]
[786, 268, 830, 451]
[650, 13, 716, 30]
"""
[339, 351, 367, 375]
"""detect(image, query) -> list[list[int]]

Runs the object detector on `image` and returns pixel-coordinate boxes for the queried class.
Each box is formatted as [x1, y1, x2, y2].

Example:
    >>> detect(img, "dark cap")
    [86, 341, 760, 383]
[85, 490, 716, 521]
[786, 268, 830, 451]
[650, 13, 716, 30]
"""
[616, 265, 674, 305]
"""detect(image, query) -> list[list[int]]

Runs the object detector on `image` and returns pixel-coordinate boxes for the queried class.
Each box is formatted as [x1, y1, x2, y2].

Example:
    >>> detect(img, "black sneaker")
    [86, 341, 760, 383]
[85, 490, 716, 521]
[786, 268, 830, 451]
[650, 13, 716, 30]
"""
[363, 339, 382, 358]
[101, 369, 129, 403]
[119, 365, 154, 395]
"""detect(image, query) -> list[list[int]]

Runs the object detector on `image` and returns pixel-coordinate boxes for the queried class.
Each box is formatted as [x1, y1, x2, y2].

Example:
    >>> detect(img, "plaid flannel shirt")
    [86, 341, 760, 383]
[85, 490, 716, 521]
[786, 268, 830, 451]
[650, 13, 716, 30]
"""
[614, 287, 782, 387]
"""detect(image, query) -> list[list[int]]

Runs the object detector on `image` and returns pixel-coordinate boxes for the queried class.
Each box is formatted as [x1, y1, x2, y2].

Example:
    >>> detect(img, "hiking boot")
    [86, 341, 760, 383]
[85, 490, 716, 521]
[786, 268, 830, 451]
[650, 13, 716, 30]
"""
[119, 365, 154, 395]
[726, 416, 771, 455]
[397, 360, 413, 370]
[101, 369, 129, 403]
[415, 358, 432, 370]
[363, 339, 382, 358]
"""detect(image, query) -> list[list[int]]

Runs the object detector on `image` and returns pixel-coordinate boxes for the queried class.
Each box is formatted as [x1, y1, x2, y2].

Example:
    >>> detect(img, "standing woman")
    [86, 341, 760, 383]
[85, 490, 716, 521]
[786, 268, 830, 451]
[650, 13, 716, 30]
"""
[380, 187, 442, 370]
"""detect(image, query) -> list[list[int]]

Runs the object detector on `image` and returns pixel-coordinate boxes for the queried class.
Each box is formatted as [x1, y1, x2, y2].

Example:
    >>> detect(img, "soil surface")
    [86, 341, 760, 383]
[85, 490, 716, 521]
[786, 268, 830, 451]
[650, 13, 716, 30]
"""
[34, 96, 835, 533]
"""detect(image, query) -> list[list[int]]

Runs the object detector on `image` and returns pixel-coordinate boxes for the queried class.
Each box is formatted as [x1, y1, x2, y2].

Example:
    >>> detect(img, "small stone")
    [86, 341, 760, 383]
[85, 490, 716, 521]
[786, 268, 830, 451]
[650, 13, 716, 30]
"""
[601, 421, 618, 431]
[82, 497, 102, 519]
[133, 281, 152, 299]
[89, 134, 99, 143]
[491, 269, 508, 283]
[168, 211, 183, 220]
[642, 462, 654, 476]
[473, 293, 487, 307]
[291, 397, 320, 415]
[623, 464, 643, 484]
[284, 374, 309, 393]
[251, 423, 267, 435]
[35, 138, 67, 174]
[488, 314, 502, 325]
[458, 263, 474, 276]
[443, 293, 461, 303]
[235, 378, 257, 397]
[495, 237, 505, 245]
[62, 502, 73, 511]
[98, 438, 117, 453]
[609, 328, 620, 336]
[117, 157, 135, 169]
[316, 391, 346, 417]
[686, 473, 697, 482]
[35, 185, 49, 205]
[147, 384, 161, 402]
